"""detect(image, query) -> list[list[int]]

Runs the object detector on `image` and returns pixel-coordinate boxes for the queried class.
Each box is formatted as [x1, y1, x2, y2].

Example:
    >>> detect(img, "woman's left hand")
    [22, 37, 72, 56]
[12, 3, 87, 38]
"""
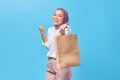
[60, 23, 68, 31]
[59, 23, 68, 35]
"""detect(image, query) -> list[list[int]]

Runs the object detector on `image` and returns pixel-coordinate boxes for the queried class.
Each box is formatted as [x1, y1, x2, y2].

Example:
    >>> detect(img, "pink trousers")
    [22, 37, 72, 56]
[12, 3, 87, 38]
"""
[46, 58, 72, 80]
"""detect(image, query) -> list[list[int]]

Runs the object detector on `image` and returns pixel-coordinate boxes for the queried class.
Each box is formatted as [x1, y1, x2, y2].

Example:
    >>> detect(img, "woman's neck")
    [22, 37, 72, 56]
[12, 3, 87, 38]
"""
[55, 25, 60, 29]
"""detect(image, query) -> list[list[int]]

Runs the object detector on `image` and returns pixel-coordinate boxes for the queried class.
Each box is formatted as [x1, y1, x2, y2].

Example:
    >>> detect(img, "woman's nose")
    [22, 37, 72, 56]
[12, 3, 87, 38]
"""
[54, 16, 58, 19]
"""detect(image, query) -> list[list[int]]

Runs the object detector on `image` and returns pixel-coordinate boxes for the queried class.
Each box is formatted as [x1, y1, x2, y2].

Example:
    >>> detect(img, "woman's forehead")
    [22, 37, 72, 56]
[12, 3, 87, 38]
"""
[54, 10, 64, 15]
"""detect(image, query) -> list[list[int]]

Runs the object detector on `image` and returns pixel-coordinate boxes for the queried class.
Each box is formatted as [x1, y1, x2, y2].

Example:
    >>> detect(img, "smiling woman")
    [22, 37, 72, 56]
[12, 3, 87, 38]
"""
[39, 8, 72, 80]
[53, 8, 69, 27]
[1, 0, 120, 80]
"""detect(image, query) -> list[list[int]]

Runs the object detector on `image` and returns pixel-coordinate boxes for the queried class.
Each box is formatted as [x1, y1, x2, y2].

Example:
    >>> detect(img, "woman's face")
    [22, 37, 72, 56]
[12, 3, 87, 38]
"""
[53, 10, 64, 26]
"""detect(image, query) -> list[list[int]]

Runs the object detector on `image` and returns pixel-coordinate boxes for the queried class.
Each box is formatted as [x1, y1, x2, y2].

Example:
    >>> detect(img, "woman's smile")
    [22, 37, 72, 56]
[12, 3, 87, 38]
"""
[53, 10, 64, 27]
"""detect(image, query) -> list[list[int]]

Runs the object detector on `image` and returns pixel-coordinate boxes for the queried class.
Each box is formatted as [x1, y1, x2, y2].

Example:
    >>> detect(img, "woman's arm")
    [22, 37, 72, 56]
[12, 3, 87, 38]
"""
[39, 26, 51, 50]
[39, 26, 48, 43]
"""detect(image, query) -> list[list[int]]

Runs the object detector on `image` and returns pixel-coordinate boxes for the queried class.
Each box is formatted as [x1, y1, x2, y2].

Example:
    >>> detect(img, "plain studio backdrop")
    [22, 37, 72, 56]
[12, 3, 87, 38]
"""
[0, 0, 120, 80]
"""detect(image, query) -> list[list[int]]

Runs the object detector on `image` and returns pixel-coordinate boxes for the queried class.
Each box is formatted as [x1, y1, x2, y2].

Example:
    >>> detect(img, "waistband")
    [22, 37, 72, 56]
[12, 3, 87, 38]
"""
[48, 57, 56, 60]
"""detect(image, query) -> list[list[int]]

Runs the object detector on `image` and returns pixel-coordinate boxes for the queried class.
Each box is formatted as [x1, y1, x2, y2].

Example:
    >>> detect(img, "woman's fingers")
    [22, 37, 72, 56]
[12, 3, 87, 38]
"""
[39, 26, 44, 32]
[61, 23, 68, 30]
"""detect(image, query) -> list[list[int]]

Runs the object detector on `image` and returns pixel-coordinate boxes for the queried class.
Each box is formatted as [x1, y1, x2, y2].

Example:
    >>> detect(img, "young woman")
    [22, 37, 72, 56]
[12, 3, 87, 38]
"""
[39, 8, 72, 80]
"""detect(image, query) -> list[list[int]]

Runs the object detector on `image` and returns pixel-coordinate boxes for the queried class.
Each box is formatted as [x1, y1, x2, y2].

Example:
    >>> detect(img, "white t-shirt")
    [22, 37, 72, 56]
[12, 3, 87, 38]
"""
[42, 26, 71, 58]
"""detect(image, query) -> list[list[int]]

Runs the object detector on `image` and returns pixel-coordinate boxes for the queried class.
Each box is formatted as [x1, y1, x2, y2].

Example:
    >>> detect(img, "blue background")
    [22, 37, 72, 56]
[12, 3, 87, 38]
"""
[0, 0, 120, 80]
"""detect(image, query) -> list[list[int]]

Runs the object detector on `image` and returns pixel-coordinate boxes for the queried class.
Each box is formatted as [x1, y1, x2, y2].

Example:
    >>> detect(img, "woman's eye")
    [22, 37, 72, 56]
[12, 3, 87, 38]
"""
[59, 15, 62, 17]
[54, 14, 56, 16]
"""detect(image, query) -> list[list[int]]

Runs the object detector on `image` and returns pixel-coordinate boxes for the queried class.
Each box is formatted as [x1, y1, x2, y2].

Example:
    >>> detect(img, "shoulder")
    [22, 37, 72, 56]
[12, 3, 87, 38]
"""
[47, 26, 54, 32]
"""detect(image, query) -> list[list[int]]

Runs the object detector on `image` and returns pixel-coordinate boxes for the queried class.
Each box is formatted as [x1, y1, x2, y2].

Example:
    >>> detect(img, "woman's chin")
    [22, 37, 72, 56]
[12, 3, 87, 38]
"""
[54, 24, 59, 27]
[54, 23, 62, 27]
[54, 23, 59, 26]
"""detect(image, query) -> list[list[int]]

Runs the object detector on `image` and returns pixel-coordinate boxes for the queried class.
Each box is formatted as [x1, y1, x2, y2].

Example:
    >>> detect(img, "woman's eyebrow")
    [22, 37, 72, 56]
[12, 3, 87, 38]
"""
[58, 14, 63, 16]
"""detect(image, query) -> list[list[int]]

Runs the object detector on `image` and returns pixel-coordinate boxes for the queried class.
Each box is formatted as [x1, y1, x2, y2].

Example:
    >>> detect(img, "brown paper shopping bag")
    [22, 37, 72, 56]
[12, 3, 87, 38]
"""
[54, 34, 80, 68]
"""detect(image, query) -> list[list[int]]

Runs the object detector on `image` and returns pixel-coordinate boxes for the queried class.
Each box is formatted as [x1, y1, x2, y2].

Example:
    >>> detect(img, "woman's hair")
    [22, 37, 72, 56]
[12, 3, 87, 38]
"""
[55, 8, 69, 24]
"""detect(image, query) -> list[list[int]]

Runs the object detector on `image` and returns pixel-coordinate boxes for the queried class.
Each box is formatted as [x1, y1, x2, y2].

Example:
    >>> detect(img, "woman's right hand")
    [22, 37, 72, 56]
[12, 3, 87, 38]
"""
[39, 26, 47, 43]
[39, 26, 44, 33]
